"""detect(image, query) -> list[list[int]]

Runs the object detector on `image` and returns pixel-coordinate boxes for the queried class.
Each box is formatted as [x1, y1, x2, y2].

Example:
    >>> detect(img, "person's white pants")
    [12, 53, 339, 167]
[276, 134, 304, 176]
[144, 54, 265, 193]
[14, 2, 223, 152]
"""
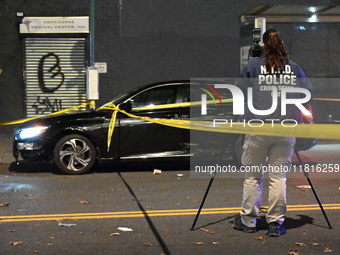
[240, 135, 295, 228]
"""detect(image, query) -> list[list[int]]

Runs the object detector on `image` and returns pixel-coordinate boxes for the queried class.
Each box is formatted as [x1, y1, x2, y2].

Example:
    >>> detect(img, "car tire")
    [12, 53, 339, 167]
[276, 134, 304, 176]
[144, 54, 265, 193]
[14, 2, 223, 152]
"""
[54, 134, 96, 175]
[233, 135, 244, 166]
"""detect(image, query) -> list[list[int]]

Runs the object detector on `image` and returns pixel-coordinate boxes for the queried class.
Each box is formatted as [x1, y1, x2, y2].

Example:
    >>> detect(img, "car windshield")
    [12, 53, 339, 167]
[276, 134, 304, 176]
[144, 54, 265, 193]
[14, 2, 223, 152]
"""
[97, 87, 141, 110]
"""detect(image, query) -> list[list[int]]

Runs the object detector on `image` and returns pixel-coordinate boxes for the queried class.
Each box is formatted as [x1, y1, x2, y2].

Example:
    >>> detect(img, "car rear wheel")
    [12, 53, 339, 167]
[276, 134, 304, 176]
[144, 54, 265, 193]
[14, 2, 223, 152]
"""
[54, 134, 96, 174]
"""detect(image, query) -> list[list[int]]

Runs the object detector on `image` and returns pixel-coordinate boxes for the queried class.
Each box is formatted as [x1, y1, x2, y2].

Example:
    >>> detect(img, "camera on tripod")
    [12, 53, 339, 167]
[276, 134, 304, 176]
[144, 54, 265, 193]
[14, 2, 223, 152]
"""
[249, 28, 263, 58]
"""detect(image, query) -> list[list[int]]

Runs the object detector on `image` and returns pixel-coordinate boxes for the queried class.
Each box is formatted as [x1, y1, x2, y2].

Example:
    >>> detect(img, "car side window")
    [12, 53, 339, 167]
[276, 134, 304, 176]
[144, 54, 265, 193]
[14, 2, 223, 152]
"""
[128, 85, 178, 108]
[189, 83, 234, 102]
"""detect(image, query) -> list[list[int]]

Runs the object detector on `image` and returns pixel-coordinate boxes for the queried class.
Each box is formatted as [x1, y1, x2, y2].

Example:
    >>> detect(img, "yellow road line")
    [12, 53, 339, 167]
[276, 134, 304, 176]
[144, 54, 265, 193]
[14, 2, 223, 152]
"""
[0, 207, 241, 219]
[1, 204, 339, 223]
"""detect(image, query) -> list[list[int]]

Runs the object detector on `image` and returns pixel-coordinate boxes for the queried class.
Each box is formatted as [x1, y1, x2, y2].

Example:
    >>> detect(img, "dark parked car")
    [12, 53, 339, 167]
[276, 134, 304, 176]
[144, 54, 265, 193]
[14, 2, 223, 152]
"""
[13, 80, 243, 174]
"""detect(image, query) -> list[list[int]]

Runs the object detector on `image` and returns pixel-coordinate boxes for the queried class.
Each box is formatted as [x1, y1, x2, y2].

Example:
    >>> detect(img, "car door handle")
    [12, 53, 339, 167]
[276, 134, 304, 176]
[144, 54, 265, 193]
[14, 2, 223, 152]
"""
[164, 114, 178, 119]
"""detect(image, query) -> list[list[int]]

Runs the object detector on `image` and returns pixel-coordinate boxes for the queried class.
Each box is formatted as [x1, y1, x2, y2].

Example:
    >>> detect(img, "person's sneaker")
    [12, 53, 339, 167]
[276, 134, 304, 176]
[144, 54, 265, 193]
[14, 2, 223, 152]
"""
[268, 222, 286, 237]
[233, 214, 256, 233]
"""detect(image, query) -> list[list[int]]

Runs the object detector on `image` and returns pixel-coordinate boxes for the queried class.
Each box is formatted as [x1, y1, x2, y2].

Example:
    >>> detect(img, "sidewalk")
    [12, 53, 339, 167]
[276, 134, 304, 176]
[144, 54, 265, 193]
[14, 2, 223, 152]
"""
[0, 126, 14, 164]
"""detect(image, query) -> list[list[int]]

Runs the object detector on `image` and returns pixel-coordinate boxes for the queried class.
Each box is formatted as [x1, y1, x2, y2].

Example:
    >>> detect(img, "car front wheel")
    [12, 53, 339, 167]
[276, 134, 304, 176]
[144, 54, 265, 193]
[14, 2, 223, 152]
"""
[54, 134, 96, 174]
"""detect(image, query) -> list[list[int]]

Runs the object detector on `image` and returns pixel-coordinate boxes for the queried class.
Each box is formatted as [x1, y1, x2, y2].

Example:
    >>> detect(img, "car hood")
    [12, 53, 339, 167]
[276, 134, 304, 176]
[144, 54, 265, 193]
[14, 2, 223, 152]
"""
[17, 110, 108, 129]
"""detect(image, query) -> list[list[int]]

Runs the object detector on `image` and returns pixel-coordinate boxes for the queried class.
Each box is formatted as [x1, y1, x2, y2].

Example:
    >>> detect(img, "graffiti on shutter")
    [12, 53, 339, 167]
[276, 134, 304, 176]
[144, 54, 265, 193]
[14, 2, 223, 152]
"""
[25, 38, 86, 117]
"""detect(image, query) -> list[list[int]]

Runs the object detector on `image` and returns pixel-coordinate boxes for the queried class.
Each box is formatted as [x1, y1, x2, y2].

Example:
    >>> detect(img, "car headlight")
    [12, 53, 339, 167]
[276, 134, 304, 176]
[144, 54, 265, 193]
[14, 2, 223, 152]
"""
[18, 126, 49, 140]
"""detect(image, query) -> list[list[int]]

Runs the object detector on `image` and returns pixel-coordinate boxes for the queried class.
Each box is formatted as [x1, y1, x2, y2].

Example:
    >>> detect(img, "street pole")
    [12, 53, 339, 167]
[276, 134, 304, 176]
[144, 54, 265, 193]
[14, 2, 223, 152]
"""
[88, 0, 97, 109]
[90, 0, 95, 67]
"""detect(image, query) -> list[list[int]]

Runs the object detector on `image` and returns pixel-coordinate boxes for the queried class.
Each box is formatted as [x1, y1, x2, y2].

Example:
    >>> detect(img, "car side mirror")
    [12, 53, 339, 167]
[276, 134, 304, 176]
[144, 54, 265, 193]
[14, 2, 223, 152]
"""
[119, 102, 132, 112]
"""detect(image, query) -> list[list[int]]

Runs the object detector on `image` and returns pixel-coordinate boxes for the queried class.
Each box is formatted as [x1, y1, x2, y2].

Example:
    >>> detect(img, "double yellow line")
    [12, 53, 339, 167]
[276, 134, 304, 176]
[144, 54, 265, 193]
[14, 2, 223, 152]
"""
[1, 204, 339, 223]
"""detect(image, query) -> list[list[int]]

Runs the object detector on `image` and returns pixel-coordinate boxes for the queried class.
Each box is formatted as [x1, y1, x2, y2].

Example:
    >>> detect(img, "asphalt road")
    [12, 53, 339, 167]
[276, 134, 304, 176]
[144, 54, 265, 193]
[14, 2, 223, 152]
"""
[0, 146, 340, 255]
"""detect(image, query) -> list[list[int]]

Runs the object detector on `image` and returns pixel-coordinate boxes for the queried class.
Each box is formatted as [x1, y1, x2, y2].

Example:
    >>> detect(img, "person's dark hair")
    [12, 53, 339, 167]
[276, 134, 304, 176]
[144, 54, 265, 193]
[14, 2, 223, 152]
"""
[262, 29, 289, 72]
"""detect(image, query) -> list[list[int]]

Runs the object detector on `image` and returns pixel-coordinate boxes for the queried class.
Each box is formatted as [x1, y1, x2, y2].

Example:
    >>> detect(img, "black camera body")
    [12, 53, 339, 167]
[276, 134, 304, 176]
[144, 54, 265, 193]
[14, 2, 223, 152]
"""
[249, 28, 263, 58]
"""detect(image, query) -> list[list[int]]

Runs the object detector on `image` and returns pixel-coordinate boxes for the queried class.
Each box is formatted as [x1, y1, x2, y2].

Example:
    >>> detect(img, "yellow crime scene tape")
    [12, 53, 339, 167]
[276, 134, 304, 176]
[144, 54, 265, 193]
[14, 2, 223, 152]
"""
[1, 99, 340, 152]
[314, 98, 340, 102]
[101, 103, 340, 151]
[0, 103, 90, 126]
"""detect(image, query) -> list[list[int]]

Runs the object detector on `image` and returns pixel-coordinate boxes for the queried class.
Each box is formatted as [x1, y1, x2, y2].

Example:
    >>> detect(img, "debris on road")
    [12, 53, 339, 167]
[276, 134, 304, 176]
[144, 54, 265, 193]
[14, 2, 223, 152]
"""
[255, 236, 265, 241]
[153, 169, 162, 175]
[288, 250, 301, 255]
[8, 241, 22, 246]
[117, 227, 133, 232]
[191, 200, 200, 203]
[58, 222, 76, 227]
[199, 227, 215, 235]
[109, 233, 120, 236]
[295, 242, 306, 247]
[143, 242, 153, 246]
[110, 188, 122, 192]
[0, 202, 10, 207]
[192, 242, 204, 245]
[296, 185, 311, 191]
[80, 201, 92, 204]
[311, 242, 322, 246]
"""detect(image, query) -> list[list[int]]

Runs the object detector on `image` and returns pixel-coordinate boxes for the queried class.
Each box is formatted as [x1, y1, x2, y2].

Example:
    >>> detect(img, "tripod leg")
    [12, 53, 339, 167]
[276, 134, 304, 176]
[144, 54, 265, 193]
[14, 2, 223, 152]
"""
[190, 144, 228, 231]
[190, 174, 215, 230]
[295, 151, 332, 229]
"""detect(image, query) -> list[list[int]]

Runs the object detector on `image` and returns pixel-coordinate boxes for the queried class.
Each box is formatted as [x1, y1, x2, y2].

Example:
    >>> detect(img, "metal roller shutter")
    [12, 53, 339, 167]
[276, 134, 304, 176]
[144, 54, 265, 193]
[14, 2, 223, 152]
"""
[24, 37, 86, 117]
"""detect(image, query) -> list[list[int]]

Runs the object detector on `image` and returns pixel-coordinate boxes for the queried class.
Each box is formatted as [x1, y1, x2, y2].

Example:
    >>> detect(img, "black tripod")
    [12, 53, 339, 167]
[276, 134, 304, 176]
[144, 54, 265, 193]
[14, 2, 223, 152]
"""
[190, 150, 332, 230]
[294, 151, 332, 229]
